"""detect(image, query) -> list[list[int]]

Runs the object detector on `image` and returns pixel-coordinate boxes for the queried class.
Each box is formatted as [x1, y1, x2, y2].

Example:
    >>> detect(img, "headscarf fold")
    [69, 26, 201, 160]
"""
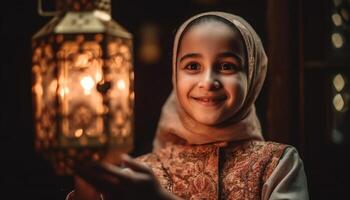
[153, 11, 268, 151]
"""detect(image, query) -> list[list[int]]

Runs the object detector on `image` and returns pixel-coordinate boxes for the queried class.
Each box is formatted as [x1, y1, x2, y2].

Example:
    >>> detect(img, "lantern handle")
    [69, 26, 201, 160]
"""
[37, 0, 60, 17]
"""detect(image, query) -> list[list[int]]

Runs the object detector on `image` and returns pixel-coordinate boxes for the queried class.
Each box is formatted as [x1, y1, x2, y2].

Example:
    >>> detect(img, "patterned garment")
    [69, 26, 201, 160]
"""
[136, 140, 288, 200]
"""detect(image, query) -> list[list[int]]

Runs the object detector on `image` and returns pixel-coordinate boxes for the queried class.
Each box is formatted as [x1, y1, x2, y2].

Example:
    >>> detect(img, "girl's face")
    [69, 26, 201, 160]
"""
[176, 20, 248, 125]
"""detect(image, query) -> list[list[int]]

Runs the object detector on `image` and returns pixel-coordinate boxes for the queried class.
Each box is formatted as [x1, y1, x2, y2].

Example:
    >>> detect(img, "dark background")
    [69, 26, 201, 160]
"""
[1, 0, 349, 199]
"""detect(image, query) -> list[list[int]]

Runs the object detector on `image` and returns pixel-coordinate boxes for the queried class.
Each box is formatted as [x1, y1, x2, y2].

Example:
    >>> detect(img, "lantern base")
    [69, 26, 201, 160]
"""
[44, 137, 133, 176]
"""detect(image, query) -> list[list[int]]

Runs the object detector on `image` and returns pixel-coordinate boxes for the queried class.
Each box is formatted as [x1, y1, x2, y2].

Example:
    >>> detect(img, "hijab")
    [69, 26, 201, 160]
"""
[153, 11, 267, 151]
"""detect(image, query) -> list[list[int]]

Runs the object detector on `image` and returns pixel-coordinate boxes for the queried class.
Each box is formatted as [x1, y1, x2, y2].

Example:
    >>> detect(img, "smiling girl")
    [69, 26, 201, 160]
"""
[69, 11, 309, 200]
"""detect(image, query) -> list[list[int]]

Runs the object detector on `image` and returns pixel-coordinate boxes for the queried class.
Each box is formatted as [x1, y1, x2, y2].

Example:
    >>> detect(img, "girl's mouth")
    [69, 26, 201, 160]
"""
[191, 96, 227, 106]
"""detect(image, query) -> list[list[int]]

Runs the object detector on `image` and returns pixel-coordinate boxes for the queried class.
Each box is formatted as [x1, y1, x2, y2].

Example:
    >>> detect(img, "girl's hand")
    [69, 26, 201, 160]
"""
[74, 154, 179, 200]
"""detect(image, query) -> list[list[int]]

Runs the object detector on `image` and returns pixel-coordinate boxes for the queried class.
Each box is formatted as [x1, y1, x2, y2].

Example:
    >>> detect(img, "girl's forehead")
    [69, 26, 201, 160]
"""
[178, 21, 245, 54]
[179, 21, 244, 47]
[186, 21, 239, 38]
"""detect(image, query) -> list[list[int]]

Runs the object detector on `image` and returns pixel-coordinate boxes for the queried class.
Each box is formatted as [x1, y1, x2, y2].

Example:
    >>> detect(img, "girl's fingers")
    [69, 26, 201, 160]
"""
[100, 162, 139, 182]
[89, 161, 138, 184]
[121, 154, 153, 175]
[75, 163, 121, 193]
[74, 159, 155, 196]
[75, 162, 138, 189]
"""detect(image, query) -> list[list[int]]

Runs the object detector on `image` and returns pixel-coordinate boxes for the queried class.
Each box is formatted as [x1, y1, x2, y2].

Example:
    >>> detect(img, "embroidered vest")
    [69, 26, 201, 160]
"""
[136, 140, 288, 200]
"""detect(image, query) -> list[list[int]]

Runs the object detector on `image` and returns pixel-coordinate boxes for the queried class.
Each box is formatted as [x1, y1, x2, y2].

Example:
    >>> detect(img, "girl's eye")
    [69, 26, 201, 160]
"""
[218, 63, 239, 74]
[185, 63, 201, 71]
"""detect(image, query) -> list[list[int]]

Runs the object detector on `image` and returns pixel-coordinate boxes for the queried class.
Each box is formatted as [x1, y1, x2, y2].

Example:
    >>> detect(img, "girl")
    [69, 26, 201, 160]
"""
[68, 11, 309, 200]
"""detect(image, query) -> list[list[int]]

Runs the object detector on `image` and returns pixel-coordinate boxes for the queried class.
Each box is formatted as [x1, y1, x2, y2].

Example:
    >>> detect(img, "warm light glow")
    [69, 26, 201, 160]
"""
[111, 56, 123, 69]
[59, 86, 70, 97]
[138, 23, 161, 64]
[333, 74, 345, 92]
[80, 76, 95, 95]
[139, 43, 161, 64]
[75, 53, 90, 68]
[333, 93, 345, 111]
[331, 33, 344, 48]
[74, 129, 83, 137]
[119, 45, 131, 60]
[98, 136, 106, 144]
[119, 45, 129, 54]
[95, 71, 102, 82]
[130, 72, 134, 81]
[33, 84, 43, 96]
[332, 13, 343, 26]
[62, 119, 69, 136]
[80, 137, 88, 146]
[117, 79, 126, 90]
[116, 112, 124, 125]
[49, 80, 58, 93]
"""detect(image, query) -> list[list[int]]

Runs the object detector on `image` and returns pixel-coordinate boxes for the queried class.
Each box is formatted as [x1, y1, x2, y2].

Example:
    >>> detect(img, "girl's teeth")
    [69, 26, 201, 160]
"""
[201, 98, 215, 102]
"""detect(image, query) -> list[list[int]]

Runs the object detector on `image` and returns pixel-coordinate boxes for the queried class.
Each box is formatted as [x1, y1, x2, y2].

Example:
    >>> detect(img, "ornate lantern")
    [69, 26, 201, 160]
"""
[31, 0, 134, 175]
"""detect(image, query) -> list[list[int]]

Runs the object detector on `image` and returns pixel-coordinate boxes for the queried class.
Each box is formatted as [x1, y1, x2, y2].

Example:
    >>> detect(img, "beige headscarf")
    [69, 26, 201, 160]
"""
[153, 11, 267, 151]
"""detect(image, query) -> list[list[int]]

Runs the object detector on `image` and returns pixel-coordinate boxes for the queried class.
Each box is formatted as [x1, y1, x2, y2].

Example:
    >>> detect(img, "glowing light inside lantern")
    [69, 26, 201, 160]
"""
[59, 86, 70, 97]
[75, 53, 90, 68]
[117, 79, 126, 90]
[95, 71, 102, 82]
[74, 129, 83, 137]
[49, 80, 58, 93]
[80, 76, 95, 95]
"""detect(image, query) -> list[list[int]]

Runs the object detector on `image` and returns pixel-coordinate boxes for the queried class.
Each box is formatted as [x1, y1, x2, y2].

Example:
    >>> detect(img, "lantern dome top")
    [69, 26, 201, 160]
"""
[33, 0, 131, 39]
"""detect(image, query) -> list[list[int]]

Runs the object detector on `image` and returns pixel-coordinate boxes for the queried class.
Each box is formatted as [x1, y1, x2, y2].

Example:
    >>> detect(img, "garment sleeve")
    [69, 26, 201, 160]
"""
[261, 146, 309, 200]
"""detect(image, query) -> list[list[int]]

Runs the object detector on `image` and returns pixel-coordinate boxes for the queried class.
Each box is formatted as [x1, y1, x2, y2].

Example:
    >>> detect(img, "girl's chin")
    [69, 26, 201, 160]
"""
[193, 114, 223, 126]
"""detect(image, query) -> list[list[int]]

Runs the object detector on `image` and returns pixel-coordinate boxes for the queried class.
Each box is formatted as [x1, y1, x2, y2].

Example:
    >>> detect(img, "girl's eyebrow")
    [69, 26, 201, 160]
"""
[217, 52, 243, 65]
[178, 53, 202, 63]
[179, 52, 243, 65]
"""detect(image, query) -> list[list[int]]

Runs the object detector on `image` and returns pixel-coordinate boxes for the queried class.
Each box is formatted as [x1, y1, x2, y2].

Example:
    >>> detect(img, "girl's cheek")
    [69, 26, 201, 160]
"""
[227, 73, 247, 91]
[221, 76, 240, 89]
[177, 74, 198, 87]
[177, 77, 192, 96]
[222, 74, 248, 100]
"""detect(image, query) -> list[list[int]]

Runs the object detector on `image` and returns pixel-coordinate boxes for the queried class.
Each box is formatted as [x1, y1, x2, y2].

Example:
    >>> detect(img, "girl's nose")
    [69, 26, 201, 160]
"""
[198, 71, 222, 91]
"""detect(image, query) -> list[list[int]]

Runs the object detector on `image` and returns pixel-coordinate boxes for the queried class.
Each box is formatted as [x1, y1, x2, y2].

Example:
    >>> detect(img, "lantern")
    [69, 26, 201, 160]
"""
[31, 0, 134, 175]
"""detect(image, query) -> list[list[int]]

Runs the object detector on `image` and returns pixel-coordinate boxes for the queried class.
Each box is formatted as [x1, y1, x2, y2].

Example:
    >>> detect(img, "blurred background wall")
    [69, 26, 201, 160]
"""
[1, 0, 349, 199]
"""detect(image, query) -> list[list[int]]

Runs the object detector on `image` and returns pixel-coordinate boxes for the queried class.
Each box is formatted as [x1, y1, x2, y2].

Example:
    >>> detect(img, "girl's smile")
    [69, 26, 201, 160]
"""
[191, 94, 227, 107]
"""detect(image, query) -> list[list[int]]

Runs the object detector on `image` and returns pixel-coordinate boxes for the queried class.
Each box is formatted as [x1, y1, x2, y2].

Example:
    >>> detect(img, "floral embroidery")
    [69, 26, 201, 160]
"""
[136, 140, 287, 200]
